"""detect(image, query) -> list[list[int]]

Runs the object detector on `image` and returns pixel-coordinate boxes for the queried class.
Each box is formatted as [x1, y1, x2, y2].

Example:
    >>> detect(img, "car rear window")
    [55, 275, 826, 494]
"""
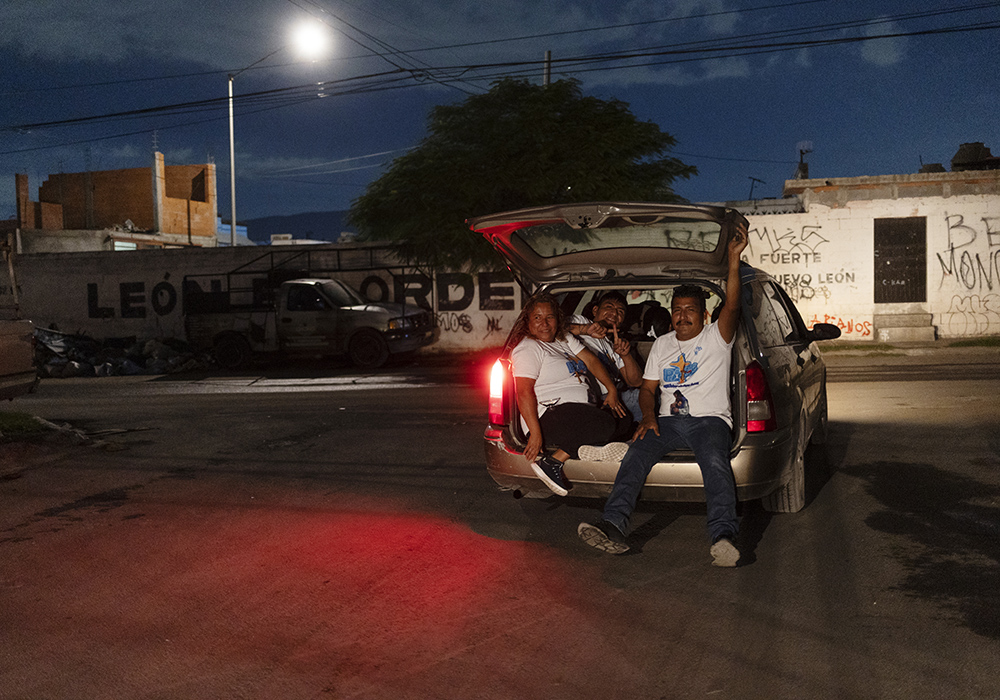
[514, 218, 722, 258]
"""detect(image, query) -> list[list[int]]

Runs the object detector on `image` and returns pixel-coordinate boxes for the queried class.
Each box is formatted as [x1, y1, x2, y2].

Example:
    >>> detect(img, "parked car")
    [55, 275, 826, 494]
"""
[0, 319, 39, 400]
[469, 202, 841, 513]
[185, 277, 437, 369]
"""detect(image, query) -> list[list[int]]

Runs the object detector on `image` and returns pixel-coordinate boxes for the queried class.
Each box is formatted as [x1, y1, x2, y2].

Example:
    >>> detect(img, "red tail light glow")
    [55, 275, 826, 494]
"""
[488, 359, 507, 426]
[745, 361, 777, 432]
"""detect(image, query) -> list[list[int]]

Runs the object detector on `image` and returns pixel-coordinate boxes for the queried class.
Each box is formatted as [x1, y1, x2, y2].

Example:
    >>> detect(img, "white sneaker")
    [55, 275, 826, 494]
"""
[710, 537, 740, 568]
[578, 442, 630, 463]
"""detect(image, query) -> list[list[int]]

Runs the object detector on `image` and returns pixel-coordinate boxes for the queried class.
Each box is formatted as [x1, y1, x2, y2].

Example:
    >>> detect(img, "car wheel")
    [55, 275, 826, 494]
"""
[810, 389, 829, 446]
[348, 329, 390, 369]
[762, 414, 807, 513]
[214, 333, 252, 369]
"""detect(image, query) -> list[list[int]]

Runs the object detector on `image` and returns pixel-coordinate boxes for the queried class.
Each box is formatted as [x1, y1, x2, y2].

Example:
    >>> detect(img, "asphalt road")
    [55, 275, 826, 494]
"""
[2, 358, 999, 700]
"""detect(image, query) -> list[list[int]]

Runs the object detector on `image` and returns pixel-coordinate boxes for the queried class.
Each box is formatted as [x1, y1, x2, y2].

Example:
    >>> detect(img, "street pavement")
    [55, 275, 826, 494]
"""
[2, 342, 999, 699]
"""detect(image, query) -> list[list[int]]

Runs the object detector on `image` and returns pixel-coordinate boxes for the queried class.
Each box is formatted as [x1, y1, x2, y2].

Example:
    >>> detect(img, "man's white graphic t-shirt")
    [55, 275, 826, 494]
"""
[569, 313, 623, 397]
[511, 335, 590, 429]
[643, 323, 735, 428]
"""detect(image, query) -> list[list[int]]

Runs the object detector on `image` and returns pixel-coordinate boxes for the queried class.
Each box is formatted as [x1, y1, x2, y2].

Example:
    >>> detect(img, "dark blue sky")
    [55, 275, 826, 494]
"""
[2, 0, 998, 222]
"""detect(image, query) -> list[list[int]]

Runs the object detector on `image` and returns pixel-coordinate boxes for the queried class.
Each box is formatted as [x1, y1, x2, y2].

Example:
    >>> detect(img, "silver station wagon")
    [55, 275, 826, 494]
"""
[469, 202, 841, 513]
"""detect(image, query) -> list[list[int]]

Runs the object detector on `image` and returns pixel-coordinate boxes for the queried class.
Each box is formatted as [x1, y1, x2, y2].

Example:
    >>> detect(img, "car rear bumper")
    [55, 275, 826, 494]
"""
[0, 371, 40, 401]
[483, 424, 795, 502]
[386, 327, 438, 353]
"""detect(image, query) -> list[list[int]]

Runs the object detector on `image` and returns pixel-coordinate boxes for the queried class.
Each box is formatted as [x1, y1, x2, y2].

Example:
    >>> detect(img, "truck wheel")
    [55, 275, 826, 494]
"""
[214, 333, 252, 369]
[348, 329, 389, 369]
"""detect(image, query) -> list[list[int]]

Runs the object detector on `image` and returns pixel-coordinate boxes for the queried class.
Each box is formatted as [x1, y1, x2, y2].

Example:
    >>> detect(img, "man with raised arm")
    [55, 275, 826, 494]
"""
[578, 232, 749, 567]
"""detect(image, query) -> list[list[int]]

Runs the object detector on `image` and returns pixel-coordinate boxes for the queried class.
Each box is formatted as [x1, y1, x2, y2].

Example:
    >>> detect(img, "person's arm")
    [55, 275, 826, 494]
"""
[570, 320, 609, 340]
[577, 347, 626, 418]
[632, 378, 661, 440]
[514, 376, 544, 464]
[716, 230, 749, 343]
[610, 325, 643, 388]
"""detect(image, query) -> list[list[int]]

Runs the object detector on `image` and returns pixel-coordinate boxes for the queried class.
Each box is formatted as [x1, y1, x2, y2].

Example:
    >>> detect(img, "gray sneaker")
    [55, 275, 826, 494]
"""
[578, 442, 630, 463]
[710, 537, 740, 567]
[578, 519, 630, 554]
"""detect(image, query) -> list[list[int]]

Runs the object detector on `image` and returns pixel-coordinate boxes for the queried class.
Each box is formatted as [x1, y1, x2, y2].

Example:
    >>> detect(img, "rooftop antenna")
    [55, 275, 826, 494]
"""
[794, 140, 813, 179]
[748, 176, 766, 200]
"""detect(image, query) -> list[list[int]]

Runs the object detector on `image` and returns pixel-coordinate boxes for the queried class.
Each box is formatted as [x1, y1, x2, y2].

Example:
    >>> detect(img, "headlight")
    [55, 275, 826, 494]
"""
[387, 317, 414, 331]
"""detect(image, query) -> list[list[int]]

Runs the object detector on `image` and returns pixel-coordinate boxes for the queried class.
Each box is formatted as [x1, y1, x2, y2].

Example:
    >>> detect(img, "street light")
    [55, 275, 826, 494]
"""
[227, 21, 329, 246]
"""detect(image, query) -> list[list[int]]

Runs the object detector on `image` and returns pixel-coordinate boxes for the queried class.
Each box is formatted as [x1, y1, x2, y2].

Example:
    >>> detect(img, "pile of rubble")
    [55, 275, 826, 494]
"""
[35, 327, 213, 378]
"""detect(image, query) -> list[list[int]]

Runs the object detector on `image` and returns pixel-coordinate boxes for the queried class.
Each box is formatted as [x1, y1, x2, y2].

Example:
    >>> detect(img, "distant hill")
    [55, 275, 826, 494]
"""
[244, 210, 357, 244]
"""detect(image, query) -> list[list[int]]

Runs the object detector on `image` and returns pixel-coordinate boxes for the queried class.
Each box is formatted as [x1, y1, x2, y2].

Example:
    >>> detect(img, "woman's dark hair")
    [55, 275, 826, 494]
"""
[671, 284, 707, 313]
[509, 291, 567, 347]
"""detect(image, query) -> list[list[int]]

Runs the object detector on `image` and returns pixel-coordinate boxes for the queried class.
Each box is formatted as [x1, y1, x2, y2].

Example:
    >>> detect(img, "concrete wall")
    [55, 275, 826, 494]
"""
[747, 192, 1000, 339]
[0, 246, 524, 352]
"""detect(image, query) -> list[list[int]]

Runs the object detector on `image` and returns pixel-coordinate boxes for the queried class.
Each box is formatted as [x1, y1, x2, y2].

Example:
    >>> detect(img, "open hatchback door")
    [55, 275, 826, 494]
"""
[468, 202, 749, 290]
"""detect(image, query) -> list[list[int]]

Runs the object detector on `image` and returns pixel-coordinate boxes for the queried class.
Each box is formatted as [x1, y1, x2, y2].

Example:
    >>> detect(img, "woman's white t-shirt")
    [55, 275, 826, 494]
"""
[643, 323, 735, 427]
[511, 335, 590, 418]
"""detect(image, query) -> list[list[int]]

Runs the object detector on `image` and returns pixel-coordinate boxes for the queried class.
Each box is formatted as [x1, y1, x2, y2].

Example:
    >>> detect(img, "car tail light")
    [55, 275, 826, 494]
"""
[488, 359, 508, 426]
[745, 361, 777, 432]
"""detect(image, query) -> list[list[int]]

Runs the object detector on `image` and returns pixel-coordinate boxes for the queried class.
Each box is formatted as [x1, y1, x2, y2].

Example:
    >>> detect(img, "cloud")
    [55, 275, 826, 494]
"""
[860, 19, 908, 66]
[1, 0, 311, 69]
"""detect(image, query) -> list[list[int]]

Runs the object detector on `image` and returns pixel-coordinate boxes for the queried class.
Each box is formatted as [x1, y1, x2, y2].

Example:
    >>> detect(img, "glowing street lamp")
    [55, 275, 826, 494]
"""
[227, 21, 329, 246]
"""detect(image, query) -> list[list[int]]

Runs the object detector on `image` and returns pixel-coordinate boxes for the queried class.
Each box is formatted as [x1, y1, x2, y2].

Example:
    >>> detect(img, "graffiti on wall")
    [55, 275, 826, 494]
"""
[807, 313, 873, 337]
[436, 312, 474, 333]
[85, 270, 522, 322]
[747, 224, 829, 266]
[485, 315, 504, 339]
[746, 224, 859, 304]
[939, 294, 1000, 336]
[936, 213, 1000, 292]
[86, 281, 178, 319]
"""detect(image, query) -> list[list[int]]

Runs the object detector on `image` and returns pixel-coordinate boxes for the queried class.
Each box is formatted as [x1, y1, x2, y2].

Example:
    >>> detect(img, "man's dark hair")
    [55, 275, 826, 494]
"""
[671, 284, 707, 313]
[593, 290, 628, 311]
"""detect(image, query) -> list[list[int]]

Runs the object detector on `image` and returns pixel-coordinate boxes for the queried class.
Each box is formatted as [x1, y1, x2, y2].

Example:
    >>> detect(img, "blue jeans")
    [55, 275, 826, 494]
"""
[620, 387, 642, 423]
[602, 415, 738, 542]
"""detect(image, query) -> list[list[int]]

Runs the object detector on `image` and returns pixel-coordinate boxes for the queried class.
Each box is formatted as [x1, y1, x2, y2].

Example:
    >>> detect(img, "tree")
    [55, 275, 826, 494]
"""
[349, 78, 697, 270]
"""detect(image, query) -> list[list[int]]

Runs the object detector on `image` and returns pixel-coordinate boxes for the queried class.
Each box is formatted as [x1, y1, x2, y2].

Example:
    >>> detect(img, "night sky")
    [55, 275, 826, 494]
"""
[2, 0, 998, 223]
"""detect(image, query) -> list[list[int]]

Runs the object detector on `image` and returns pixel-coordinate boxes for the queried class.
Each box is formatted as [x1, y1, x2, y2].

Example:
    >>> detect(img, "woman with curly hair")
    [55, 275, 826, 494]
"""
[510, 291, 632, 496]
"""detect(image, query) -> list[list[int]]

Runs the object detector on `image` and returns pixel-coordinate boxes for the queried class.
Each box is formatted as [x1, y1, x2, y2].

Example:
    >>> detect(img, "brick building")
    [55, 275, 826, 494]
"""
[14, 152, 218, 251]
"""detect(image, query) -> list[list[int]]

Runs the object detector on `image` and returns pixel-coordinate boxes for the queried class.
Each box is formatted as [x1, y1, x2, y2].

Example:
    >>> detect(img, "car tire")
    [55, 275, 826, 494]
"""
[348, 329, 390, 369]
[214, 333, 252, 370]
[810, 389, 829, 446]
[762, 414, 807, 513]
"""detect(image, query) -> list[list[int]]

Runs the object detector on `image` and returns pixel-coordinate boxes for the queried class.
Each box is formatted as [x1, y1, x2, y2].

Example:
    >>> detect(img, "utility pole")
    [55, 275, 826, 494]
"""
[543, 50, 551, 86]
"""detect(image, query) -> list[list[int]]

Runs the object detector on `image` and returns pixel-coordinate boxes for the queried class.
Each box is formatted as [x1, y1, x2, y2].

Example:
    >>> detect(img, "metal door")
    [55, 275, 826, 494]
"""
[874, 217, 926, 304]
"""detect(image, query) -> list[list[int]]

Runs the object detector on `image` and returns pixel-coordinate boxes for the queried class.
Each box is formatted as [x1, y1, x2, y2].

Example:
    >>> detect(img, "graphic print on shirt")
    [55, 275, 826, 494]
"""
[565, 355, 588, 382]
[662, 352, 698, 384]
[669, 390, 690, 416]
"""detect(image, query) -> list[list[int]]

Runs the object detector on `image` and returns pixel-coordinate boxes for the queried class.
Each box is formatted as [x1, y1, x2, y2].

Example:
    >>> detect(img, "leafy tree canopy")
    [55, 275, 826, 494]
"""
[349, 78, 697, 270]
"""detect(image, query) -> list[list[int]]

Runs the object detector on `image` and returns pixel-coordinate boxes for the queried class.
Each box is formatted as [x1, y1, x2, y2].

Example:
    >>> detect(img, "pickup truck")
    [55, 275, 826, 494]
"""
[0, 319, 39, 400]
[184, 277, 437, 369]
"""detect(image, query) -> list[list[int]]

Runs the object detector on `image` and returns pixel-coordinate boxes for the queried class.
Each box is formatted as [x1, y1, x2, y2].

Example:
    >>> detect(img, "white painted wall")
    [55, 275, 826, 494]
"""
[0, 246, 524, 352]
[745, 193, 1000, 339]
